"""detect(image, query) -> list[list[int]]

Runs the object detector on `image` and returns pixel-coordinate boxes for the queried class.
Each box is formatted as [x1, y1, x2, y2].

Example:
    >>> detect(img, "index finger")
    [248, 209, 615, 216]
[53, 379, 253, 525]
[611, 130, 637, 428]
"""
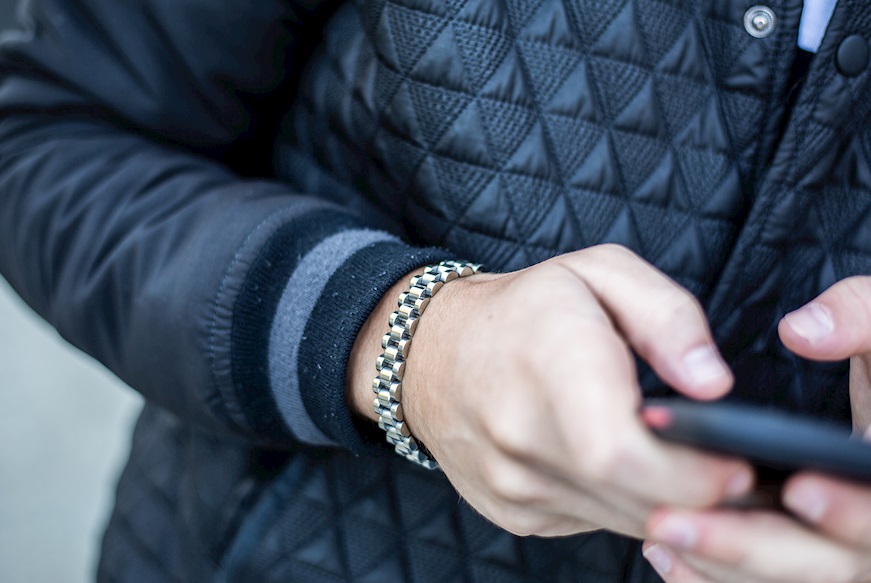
[542, 292, 754, 508]
[559, 244, 734, 400]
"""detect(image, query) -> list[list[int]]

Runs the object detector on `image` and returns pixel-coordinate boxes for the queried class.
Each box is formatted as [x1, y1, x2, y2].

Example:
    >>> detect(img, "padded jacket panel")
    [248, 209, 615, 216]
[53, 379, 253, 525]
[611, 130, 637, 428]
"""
[2, 0, 871, 581]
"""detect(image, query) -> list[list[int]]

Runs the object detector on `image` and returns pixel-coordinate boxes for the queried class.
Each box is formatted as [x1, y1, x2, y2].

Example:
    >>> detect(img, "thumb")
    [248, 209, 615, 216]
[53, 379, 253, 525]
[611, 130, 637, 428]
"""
[778, 276, 871, 361]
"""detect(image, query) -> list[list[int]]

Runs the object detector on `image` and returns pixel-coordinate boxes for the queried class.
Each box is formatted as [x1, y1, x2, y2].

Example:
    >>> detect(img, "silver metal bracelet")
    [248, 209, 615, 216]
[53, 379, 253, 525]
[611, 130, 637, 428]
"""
[373, 260, 483, 470]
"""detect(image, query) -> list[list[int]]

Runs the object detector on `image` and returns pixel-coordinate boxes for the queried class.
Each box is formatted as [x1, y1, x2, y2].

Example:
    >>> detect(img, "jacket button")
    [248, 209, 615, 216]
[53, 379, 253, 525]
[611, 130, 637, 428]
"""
[836, 35, 870, 77]
[743, 5, 776, 38]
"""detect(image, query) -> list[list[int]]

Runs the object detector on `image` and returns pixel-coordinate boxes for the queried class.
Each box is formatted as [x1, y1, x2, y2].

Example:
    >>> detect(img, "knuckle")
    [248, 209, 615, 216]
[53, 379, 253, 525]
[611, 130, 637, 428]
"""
[484, 411, 538, 461]
[577, 442, 613, 483]
[654, 286, 704, 326]
[579, 435, 635, 484]
[497, 432, 537, 461]
[634, 289, 706, 357]
[481, 458, 540, 505]
[594, 243, 638, 262]
[568, 243, 639, 273]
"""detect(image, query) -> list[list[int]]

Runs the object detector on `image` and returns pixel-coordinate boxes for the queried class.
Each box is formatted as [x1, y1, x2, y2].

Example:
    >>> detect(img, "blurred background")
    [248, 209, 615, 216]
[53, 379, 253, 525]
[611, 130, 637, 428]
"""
[0, 4, 144, 582]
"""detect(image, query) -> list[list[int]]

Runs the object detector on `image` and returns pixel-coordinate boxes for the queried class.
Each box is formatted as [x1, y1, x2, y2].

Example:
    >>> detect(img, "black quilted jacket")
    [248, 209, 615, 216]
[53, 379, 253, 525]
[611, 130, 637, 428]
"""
[2, 0, 870, 581]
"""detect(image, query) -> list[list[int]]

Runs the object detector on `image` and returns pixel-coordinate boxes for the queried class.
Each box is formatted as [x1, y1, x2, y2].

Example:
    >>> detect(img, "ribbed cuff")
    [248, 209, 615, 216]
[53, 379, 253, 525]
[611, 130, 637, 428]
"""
[268, 228, 400, 446]
[231, 203, 451, 451]
[296, 242, 452, 455]
[230, 208, 368, 442]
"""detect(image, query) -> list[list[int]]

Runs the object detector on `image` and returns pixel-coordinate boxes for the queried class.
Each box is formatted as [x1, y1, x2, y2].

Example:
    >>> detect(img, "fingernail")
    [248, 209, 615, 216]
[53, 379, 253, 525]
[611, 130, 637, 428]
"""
[643, 543, 674, 576]
[726, 469, 754, 497]
[784, 303, 834, 344]
[652, 515, 698, 551]
[683, 346, 729, 387]
[784, 482, 828, 523]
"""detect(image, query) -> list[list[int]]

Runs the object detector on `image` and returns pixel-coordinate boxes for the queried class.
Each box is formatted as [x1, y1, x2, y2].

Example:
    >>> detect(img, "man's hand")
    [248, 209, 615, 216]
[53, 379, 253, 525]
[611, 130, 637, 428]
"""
[640, 276, 871, 582]
[641, 458, 871, 583]
[779, 276, 871, 431]
[642, 491, 871, 583]
[348, 244, 753, 540]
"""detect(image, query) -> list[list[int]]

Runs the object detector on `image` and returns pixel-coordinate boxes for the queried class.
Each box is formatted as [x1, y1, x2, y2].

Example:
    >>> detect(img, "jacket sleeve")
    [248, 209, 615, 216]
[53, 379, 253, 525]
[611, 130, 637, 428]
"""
[0, 0, 449, 449]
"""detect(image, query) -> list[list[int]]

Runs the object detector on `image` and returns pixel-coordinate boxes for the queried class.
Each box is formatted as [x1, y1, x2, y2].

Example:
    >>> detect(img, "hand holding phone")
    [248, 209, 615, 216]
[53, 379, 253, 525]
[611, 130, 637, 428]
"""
[642, 398, 871, 484]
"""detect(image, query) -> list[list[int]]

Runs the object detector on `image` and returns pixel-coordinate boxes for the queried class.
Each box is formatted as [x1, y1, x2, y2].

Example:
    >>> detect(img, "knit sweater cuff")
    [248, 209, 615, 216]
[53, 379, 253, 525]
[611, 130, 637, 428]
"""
[293, 241, 452, 454]
[231, 205, 450, 451]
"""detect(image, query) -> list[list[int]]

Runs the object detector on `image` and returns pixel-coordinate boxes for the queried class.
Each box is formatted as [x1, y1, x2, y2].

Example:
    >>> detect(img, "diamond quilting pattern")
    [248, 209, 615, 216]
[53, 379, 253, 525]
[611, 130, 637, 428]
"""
[384, 4, 449, 75]
[269, 1, 784, 579]
[265, 0, 869, 579]
[478, 99, 538, 164]
[516, 40, 584, 105]
[96, 1, 871, 582]
[453, 22, 513, 92]
[220, 450, 644, 582]
[564, 0, 628, 47]
[283, 0, 771, 285]
[407, 85, 472, 149]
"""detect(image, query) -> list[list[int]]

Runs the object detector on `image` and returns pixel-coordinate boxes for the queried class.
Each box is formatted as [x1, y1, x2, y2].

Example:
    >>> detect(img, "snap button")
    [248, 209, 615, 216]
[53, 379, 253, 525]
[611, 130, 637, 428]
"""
[744, 5, 776, 39]
[836, 34, 870, 77]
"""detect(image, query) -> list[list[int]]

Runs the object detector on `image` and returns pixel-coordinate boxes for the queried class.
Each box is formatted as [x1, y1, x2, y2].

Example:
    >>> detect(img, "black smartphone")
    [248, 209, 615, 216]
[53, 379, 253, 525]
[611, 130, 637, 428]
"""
[642, 398, 871, 484]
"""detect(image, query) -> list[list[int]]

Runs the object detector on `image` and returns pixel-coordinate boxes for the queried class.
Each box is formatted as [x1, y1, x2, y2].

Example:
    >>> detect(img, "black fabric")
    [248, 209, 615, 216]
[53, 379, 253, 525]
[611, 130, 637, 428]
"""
[3, 0, 871, 581]
[230, 210, 365, 443]
[0, 114, 318, 439]
[786, 48, 814, 111]
[0, 0, 350, 442]
[215, 447, 648, 583]
[298, 242, 453, 451]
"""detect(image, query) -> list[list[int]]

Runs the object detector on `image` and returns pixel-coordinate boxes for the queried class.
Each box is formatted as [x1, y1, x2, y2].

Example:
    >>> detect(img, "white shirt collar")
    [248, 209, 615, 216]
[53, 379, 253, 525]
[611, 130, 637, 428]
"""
[798, 0, 838, 53]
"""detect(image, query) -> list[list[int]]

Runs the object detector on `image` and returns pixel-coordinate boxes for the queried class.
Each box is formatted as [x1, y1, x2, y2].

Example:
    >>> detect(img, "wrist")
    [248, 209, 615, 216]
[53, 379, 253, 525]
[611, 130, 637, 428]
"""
[346, 260, 488, 468]
[346, 267, 425, 422]
[372, 261, 484, 468]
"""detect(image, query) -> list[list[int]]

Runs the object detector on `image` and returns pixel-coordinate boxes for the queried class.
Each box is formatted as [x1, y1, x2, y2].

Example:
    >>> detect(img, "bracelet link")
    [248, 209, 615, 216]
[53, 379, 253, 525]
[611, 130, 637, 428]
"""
[373, 260, 482, 470]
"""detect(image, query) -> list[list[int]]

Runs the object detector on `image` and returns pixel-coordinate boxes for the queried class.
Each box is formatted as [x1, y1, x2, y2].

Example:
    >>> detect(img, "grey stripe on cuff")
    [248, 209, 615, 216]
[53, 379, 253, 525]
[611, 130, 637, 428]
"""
[268, 228, 399, 445]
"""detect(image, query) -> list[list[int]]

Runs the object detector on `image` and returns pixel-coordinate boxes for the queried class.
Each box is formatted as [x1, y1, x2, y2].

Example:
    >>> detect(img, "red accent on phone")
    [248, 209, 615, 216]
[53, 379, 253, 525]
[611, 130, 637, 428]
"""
[641, 406, 674, 430]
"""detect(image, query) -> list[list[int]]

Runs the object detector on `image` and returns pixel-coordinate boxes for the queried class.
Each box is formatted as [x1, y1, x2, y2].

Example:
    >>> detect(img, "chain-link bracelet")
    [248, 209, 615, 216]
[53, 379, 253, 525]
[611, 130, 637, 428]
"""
[373, 260, 483, 470]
